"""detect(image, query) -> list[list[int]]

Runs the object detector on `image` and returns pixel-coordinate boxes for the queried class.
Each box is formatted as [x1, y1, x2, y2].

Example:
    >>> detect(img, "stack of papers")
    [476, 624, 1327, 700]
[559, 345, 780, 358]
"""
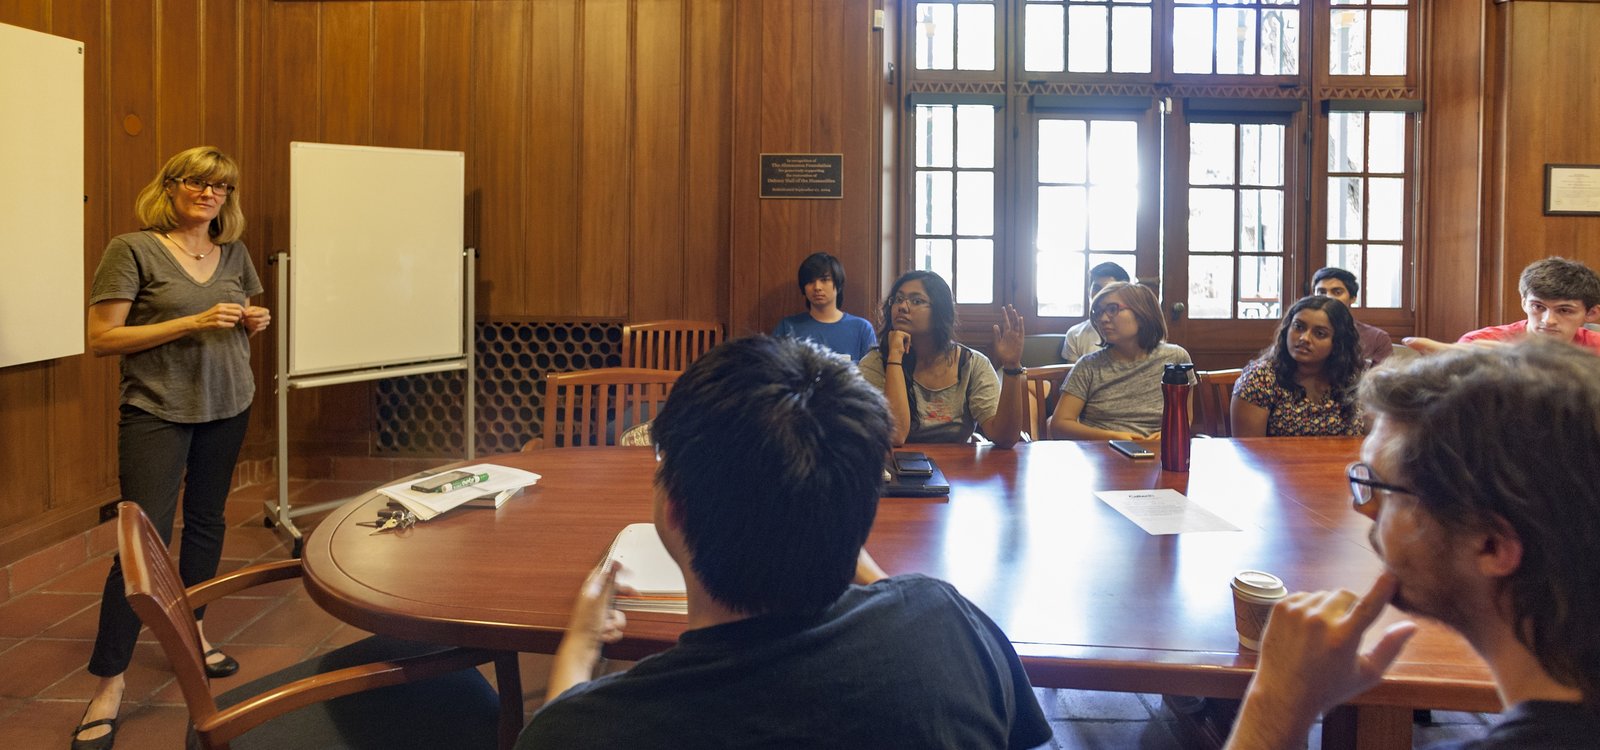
[606, 523, 687, 614]
[377, 464, 542, 521]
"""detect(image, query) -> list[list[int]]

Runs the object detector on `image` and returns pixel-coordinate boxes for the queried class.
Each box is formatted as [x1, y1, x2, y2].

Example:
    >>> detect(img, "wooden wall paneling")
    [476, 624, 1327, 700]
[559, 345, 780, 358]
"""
[803, 0, 845, 328]
[201, 0, 242, 155]
[682, 0, 732, 325]
[54, 0, 120, 503]
[107, 0, 159, 238]
[471, 0, 529, 317]
[0, 366, 52, 529]
[157, 0, 204, 154]
[879, 0, 900, 312]
[816, 0, 880, 325]
[371, 0, 423, 149]
[0, 1, 48, 28]
[419, 0, 472, 271]
[525, 0, 578, 317]
[752, 0, 812, 334]
[728, 0, 764, 335]
[630, 0, 686, 321]
[318, 0, 372, 146]
[1537, 3, 1600, 266]
[577, 0, 633, 318]
[1418, 0, 1485, 340]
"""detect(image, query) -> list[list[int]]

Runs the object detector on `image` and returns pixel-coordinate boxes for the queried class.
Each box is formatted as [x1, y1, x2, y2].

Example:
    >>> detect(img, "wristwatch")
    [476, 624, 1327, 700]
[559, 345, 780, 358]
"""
[1002, 366, 1025, 376]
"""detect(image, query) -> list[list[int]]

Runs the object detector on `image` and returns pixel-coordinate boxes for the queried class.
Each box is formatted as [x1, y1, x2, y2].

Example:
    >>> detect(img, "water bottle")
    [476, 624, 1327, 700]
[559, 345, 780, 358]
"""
[1160, 363, 1196, 472]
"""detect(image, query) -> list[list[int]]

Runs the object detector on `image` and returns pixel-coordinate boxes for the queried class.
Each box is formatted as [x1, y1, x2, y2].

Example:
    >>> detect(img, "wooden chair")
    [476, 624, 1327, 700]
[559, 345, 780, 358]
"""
[536, 367, 679, 449]
[1020, 363, 1073, 441]
[620, 320, 723, 371]
[116, 502, 523, 750]
[1193, 368, 1244, 438]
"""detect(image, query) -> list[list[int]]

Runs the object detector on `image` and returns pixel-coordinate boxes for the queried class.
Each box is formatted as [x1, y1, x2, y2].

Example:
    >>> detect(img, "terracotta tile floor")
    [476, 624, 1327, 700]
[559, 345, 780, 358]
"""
[0, 480, 1494, 749]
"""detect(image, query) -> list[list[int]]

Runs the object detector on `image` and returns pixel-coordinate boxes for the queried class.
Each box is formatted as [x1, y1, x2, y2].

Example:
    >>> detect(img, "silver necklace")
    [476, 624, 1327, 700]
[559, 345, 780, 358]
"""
[160, 230, 213, 261]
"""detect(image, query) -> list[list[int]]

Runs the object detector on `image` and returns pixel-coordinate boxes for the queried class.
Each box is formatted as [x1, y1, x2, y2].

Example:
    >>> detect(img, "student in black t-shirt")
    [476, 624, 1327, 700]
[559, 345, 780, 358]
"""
[1226, 339, 1600, 749]
[517, 336, 1050, 749]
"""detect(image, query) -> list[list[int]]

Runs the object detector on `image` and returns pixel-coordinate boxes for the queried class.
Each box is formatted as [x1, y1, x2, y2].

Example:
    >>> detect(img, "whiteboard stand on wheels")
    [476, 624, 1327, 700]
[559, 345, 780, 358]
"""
[265, 142, 474, 556]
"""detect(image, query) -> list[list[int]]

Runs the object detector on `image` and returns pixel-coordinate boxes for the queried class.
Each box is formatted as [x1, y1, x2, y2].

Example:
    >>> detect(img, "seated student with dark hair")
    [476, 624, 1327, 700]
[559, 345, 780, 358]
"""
[517, 336, 1050, 750]
[1060, 261, 1131, 363]
[1311, 266, 1392, 364]
[1406, 256, 1600, 356]
[1231, 296, 1367, 438]
[772, 251, 877, 362]
[1225, 339, 1600, 749]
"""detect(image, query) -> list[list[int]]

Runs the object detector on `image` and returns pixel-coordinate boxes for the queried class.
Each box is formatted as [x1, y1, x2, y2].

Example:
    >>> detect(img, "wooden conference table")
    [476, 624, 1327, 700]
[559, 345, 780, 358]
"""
[302, 438, 1497, 749]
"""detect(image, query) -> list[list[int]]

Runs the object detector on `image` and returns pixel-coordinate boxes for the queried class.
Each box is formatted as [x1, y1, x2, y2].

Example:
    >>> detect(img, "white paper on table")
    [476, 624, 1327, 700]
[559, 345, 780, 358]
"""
[376, 464, 541, 520]
[1094, 489, 1241, 535]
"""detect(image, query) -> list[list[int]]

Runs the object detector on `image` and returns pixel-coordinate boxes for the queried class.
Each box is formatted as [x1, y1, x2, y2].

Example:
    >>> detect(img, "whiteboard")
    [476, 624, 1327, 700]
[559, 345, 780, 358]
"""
[0, 24, 84, 369]
[289, 142, 465, 376]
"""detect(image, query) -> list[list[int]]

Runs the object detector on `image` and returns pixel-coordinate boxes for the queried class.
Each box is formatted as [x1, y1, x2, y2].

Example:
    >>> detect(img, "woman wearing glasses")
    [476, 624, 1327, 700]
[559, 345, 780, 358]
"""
[73, 147, 268, 750]
[1049, 282, 1193, 441]
[1230, 295, 1367, 438]
[858, 270, 1026, 447]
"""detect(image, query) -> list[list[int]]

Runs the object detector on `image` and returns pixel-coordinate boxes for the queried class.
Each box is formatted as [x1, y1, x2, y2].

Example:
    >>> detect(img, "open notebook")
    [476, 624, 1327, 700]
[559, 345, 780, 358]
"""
[605, 523, 688, 614]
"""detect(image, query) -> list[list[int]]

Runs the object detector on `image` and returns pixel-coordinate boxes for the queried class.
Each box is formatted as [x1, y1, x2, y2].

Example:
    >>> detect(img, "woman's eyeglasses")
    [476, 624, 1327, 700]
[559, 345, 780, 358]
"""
[890, 294, 931, 308]
[1090, 302, 1125, 319]
[171, 177, 235, 196]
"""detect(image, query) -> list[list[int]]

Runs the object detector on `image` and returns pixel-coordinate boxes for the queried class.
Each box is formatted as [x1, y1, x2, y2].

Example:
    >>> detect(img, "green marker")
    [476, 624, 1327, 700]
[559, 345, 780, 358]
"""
[411, 470, 491, 494]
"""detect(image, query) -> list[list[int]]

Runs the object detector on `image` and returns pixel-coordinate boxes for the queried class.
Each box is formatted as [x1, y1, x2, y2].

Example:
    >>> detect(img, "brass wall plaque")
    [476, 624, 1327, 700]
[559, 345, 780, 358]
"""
[760, 153, 843, 199]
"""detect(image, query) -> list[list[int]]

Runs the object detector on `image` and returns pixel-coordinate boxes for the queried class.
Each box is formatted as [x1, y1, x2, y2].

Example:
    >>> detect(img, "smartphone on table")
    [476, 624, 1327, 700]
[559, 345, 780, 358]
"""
[892, 451, 935, 477]
[1107, 440, 1154, 460]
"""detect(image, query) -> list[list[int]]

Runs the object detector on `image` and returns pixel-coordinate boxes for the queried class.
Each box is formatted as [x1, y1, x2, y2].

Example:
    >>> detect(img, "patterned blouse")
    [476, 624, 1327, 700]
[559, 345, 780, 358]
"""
[1232, 359, 1365, 437]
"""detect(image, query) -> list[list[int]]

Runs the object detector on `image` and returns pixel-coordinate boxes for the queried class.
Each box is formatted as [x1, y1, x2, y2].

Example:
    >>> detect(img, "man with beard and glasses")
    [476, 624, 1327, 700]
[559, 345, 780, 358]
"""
[1224, 338, 1600, 749]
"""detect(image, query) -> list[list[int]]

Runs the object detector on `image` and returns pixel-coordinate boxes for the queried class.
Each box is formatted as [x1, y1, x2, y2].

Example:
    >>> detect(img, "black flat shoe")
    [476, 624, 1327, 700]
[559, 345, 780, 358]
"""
[203, 648, 240, 678]
[70, 717, 118, 750]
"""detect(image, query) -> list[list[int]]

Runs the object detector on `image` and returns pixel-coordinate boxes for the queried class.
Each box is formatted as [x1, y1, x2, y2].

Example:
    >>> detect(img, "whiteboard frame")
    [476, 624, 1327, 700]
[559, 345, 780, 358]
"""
[288, 141, 466, 377]
[0, 24, 84, 369]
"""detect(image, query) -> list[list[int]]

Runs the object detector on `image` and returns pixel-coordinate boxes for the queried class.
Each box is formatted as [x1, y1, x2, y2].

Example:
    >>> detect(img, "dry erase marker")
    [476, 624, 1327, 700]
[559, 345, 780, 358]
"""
[410, 470, 490, 494]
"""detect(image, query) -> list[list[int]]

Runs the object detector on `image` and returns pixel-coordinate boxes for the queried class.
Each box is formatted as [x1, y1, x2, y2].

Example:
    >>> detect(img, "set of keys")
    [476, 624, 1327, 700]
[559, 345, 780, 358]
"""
[357, 508, 417, 535]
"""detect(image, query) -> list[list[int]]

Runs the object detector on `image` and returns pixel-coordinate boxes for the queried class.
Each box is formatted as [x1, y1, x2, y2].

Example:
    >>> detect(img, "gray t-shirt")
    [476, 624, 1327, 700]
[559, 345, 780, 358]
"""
[88, 231, 262, 423]
[859, 344, 1000, 443]
[1062, 343, 1192, 437]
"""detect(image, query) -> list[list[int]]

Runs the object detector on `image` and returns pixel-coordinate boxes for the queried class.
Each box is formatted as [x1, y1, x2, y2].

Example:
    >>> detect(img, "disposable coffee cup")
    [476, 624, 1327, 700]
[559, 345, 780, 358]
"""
[1231, 570, 1287, 650]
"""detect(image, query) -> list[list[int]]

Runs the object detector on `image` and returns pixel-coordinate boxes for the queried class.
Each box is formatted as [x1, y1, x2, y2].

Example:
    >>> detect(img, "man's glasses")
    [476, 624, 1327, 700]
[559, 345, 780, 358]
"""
[1346, 462, 1415, 518]
[170, 177, 235, 196]
[890, 294, 931, 308]
[1091, 302, 1126, 320]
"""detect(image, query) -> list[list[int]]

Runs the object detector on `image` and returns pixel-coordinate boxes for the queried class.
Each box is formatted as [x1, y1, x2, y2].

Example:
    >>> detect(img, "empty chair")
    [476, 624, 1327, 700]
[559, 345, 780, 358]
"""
[620, 320, 723, 371]
[115, 502, 522, 750]
[1020, 363, 1073, 440]
[1192, 368, 1244, 438]
[537, 367, 679, 449]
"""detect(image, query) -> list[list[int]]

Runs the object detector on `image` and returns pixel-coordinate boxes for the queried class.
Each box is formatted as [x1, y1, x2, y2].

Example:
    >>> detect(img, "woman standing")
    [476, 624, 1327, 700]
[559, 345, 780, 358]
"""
[73, 147, 269, 750]
[1230, 295, 1366, 437]
[858, 270, 1025, 447]
[1049, 282, 1193, 440]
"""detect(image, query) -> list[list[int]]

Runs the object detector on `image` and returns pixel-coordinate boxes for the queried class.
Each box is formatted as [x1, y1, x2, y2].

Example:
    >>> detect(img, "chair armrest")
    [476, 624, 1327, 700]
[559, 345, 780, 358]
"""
[195, 646, 501, 746]
[185, 559, 302, 609]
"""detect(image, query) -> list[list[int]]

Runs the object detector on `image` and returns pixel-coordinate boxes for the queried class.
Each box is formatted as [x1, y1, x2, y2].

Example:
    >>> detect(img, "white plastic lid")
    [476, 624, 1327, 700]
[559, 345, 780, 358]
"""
[1231, 570, 1287, 598]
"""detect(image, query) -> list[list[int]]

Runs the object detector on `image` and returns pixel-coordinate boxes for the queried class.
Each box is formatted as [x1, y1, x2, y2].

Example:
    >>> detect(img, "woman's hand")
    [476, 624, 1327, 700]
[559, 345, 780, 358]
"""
[192, 303, 244, 331]
[242, 306, 272, 336]
[886, 330, 911, 364]
[992, 304, 1025, 369]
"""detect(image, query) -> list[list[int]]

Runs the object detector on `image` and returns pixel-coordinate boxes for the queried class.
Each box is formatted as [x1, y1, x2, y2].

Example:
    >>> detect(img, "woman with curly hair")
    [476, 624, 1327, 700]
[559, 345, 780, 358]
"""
[1230, 295, 1367, 437]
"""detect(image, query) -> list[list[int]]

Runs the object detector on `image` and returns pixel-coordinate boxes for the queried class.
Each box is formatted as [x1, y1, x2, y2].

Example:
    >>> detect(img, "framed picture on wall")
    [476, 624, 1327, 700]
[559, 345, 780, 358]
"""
[1544, 164, 1600, 216]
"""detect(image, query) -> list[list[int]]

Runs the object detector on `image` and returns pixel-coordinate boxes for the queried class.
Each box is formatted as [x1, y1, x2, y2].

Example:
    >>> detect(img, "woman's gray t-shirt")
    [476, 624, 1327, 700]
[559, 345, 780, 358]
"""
[88, 231, 262, 423]
[1063, 343, 1192, 437]
[859, 344, 1000, 443]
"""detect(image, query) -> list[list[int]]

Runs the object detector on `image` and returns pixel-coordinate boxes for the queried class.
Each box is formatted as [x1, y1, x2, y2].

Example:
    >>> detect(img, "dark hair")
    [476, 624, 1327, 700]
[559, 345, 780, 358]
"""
[1311, 267, 1360, 300]
[1519, 257, 1600, 309]
[1091, 282, 1166, 353]
[651, 335, 891, 616]
[1359, 338, 1600, 710]
[1258, 296, 1364, 418]
[797, 252, 848, 309]
[1088, 262, 1131, 284]
[877, 271, 958, 432]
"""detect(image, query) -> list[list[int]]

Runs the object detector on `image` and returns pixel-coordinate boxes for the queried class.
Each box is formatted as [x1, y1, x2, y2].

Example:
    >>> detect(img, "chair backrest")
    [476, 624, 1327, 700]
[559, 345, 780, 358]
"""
[118, 503, 224, 725]
[541, 368, 680, 449]
[1193, 368, 1244, 438]
[1021, 334, 1069, 367]
[620, 320, 723, 371]
[1021, 364, 1073, 440]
